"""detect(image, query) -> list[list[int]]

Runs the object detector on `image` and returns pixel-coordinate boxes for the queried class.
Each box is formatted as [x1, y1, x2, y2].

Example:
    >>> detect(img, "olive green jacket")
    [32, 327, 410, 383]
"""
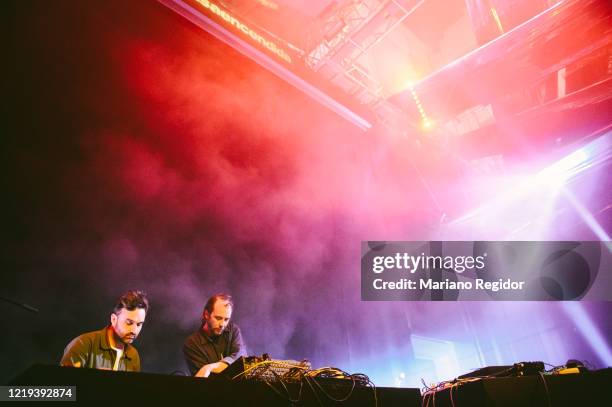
[60, 326, 140, 372]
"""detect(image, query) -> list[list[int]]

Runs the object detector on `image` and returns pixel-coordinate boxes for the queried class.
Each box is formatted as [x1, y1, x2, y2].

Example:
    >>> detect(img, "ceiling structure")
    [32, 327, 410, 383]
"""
[157, 0, 481, 132]
[158, 0, 611, 151]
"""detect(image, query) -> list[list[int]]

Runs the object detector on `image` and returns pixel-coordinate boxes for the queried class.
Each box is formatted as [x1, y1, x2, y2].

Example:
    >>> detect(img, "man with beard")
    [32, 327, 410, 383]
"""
[60, 290, 149, 372]
[183, 293, 246, 377]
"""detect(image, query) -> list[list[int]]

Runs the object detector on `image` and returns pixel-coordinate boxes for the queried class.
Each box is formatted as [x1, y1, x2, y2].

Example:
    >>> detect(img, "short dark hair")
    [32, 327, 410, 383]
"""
[113, 290, 149, 315]
[203, 293, 233, 315]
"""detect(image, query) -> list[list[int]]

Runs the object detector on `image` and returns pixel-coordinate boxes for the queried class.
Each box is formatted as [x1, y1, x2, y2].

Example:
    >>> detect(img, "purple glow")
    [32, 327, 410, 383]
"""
[341, 302, 607, 387]
[562, 303, 612, 366]
[444, 132, 610, 241]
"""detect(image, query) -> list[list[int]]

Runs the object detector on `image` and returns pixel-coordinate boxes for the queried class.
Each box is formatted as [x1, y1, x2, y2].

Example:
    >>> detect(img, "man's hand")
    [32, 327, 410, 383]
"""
[195, 364, 213, 378]
[195, 362, 228, 378]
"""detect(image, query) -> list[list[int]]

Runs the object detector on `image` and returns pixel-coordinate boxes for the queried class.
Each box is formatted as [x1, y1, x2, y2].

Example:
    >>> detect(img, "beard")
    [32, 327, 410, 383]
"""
[121, 334, 136, 343]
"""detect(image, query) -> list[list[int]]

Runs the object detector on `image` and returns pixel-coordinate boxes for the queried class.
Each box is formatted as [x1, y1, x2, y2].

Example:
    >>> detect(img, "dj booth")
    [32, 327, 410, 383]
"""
[7, 365, 611, 406]
[7, 364, 421, 406]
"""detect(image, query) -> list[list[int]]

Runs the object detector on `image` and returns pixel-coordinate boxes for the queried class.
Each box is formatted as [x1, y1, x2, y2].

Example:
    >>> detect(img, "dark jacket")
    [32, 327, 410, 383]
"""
[183, 321, 246, 376]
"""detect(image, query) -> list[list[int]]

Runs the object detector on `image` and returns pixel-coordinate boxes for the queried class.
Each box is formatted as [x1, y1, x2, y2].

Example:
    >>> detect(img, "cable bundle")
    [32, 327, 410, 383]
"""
[232, 362, 378, 406]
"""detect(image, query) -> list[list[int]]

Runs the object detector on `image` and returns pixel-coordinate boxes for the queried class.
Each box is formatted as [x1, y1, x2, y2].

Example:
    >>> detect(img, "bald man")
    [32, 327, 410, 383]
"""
[183, 293, 246, 377]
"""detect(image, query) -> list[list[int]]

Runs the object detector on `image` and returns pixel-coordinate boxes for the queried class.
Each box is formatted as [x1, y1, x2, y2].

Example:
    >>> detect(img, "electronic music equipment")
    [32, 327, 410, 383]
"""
[222, 354, 311, 381]
[458, 361, 545, 379]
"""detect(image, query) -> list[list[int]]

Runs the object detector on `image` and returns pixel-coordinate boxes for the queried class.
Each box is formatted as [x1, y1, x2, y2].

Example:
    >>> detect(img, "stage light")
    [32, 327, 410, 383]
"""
[447, 132, 610, 240]
[562, 189, 612, 250]
[422, 119, 434, 130]
[406, 84, 432, 132]
[562, 303, 612, 366]
[536, 146, 590, 186]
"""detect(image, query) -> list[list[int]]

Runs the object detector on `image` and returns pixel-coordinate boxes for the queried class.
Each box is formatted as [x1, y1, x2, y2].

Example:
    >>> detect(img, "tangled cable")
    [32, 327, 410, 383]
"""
[232, 363, 377, 406]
